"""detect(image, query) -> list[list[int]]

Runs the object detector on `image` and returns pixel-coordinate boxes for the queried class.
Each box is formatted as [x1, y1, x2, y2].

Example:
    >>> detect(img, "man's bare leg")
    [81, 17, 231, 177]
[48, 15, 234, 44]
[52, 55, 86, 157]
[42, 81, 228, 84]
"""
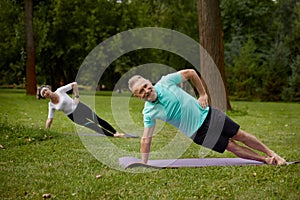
[230, 129, 286, 165]
[226, 140, 275, 164]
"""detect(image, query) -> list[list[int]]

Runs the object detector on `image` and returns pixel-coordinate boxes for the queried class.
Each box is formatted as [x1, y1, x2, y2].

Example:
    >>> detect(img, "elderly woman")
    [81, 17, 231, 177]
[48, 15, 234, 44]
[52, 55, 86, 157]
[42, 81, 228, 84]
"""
[38, 82, 124, 137]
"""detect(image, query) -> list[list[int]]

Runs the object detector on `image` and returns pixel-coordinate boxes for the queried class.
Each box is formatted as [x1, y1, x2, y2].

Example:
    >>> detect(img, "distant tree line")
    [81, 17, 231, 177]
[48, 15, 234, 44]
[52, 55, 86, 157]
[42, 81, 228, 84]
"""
[0, 0, 299, 101]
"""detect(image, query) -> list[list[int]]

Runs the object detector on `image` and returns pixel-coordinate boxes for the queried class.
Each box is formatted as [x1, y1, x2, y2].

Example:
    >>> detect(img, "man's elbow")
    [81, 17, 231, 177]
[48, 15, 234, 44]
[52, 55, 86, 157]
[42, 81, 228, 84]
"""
[180, 69, 197, 81]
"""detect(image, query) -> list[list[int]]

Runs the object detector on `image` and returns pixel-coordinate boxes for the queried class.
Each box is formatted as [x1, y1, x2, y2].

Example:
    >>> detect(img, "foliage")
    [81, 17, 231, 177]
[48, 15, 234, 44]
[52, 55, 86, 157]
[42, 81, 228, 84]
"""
[261, 41, 290, 101]
[0, 0, 25, 85]
[221, 0, 300, 101]
[226, 37, 266, 99]
[281, 55, 300, 101]
[261, 0, 300, 101]
[221, 0, 276, 46]
[0, 0, 299, 101]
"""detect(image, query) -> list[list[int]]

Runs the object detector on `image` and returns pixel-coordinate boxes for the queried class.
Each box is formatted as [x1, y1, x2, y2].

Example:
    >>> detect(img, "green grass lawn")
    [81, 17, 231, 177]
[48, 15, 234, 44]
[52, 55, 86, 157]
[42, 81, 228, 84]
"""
[0, 89, 299, 199]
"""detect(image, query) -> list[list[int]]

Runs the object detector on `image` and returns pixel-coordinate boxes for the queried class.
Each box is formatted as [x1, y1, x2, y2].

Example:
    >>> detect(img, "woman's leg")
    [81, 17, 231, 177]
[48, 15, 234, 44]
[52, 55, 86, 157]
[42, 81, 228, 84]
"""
[70, 102, 115, 136]
[90, 111, 117, 134]
[84, 122, 114, 136]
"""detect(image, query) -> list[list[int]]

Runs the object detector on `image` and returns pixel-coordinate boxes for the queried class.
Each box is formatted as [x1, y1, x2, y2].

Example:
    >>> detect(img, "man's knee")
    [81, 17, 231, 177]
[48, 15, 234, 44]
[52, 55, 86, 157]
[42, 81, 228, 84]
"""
[232, 129, 249, 141]
[233, 130, 261, 146]
[226, 140, 237, 152]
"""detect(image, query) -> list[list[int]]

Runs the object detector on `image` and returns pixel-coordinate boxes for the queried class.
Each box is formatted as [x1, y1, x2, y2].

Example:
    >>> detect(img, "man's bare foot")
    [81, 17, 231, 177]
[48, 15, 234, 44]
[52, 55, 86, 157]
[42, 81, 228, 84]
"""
[265, 156, 275, 165]
[265, 156, 286, 165]
[274, 155, 286, 165]
[114, 132, 125, 137]
[267, 151, 286, 165]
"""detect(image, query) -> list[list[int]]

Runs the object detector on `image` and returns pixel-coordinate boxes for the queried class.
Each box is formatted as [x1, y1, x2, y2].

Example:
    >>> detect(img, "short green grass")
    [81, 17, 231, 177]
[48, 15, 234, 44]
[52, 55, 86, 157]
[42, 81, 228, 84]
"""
[0, 89, 299, 199]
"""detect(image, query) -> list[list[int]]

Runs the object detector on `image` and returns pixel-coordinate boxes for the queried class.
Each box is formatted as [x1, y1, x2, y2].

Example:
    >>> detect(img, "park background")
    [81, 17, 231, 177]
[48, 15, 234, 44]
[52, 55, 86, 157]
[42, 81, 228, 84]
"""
[0, 0, 300, 199]
[1, 0, 300, 102]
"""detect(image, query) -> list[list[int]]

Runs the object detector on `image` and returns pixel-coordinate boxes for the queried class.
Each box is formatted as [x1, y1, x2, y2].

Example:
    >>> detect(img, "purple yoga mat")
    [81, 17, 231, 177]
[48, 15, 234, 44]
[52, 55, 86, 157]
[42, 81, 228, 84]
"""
[78, 133, 139, 138]
[119, 156, 266, 169]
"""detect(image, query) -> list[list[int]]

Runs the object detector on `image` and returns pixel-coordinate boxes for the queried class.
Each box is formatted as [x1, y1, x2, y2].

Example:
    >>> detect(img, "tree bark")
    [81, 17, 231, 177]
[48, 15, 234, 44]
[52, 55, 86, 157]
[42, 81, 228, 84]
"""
[24, 0, 37, 95]
[197, 0, 232, 111]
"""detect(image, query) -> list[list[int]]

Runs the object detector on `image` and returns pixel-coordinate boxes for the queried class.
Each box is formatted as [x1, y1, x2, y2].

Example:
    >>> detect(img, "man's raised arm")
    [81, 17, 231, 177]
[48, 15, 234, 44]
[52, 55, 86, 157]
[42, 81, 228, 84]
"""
[179, 69, 208, 109]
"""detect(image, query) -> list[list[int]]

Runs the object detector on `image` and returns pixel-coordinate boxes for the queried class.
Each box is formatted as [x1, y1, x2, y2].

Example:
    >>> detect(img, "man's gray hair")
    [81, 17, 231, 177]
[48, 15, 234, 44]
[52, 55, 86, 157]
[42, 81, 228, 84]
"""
[128, 75, 144, 92]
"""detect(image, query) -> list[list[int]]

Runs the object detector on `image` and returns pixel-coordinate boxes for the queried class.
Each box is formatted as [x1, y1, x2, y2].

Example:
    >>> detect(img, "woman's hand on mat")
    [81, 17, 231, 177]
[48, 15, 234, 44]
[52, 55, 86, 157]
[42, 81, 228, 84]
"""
[114, 132, 125, 137]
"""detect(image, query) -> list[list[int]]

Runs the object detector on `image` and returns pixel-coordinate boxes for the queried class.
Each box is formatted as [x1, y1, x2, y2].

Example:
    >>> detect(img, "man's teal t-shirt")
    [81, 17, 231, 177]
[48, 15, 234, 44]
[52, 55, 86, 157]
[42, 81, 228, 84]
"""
[143, 72, 209, 138]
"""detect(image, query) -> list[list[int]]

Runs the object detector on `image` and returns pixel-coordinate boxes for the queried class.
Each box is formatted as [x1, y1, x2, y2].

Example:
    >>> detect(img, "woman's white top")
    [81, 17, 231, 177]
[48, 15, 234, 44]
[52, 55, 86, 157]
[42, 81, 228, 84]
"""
[47, 83, 78, 118]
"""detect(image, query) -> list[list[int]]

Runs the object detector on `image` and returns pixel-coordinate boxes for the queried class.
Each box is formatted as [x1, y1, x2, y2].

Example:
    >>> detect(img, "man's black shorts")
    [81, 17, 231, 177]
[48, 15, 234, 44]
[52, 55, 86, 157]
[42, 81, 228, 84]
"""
[191, 107, 240, 153]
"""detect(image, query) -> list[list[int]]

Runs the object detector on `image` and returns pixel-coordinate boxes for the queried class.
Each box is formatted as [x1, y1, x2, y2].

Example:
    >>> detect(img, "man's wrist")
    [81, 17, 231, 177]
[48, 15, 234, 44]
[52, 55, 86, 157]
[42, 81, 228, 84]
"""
[141, 137, 152, 163]
[75, 95, 79, 98]
[200, 92, 207, 97]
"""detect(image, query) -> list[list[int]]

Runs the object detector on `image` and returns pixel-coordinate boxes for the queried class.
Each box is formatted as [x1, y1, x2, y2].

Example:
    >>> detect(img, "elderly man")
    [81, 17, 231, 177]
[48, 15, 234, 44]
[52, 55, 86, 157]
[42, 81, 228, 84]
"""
[128, 69, 286, 165]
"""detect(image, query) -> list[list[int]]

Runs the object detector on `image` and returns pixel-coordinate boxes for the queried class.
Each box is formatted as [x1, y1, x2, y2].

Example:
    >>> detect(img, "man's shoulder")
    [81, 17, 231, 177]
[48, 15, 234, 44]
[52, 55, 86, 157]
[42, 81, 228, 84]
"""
[143, 102, 155, 112]
[160, 72, 180, 81]
[143, 101, 162, 115]
[155, 73, 181, 88]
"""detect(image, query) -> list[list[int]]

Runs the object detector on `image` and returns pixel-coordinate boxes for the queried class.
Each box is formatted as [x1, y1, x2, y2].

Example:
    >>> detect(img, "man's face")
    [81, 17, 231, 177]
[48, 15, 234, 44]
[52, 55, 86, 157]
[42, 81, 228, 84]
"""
[132, 78, 157, 102]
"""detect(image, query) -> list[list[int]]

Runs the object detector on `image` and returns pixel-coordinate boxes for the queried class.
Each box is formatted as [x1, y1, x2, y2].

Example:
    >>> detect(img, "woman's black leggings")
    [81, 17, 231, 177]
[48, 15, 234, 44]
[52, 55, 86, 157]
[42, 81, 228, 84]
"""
[67, 102, 116, 137]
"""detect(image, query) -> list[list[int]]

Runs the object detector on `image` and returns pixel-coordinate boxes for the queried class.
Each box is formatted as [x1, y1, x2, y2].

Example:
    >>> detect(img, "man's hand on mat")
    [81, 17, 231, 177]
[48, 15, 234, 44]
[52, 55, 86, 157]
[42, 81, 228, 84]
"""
[114, 132, 125, 137]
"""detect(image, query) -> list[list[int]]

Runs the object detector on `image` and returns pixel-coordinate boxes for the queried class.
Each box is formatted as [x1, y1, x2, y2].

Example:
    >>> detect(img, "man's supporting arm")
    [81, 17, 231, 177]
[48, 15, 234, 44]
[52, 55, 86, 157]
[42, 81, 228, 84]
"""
[141, 126, 155, 164]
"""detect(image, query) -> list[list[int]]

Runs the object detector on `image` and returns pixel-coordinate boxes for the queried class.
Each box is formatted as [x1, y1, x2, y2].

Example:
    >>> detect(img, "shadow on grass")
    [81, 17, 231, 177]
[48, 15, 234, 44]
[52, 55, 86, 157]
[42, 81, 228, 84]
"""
[0, 118, 62, 149]
[226, 106, 249, 117]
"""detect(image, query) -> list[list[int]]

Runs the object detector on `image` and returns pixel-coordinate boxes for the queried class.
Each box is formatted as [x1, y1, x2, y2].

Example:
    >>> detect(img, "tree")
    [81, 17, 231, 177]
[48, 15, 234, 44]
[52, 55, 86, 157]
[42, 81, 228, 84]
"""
[197, 0, 231, 111]
[1, 0, 298, 102]
[24, 0, 36, 95]
[262, 0, 299, 101]
[0, 0, 25, 86]
[227, 37, 266, 99]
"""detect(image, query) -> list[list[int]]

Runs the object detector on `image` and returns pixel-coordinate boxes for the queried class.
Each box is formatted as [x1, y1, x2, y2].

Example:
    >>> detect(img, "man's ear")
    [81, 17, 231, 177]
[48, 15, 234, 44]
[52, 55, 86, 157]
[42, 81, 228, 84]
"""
[133, 92, 139, 97]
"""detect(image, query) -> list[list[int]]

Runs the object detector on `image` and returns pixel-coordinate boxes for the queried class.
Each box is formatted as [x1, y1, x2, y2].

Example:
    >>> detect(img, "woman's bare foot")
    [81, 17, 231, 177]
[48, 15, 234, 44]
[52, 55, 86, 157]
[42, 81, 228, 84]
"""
[114, 132, 125, 137]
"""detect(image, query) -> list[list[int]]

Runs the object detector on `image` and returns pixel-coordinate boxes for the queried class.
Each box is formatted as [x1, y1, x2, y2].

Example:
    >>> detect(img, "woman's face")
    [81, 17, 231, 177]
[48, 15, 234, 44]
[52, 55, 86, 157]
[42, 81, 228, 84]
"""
[42, 88, 51, 98]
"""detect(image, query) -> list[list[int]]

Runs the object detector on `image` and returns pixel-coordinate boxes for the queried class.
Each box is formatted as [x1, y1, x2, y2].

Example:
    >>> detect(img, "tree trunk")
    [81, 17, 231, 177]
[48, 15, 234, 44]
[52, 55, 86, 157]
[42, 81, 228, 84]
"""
[197, 0, 232, 111]
[24, 0, 37, 95]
